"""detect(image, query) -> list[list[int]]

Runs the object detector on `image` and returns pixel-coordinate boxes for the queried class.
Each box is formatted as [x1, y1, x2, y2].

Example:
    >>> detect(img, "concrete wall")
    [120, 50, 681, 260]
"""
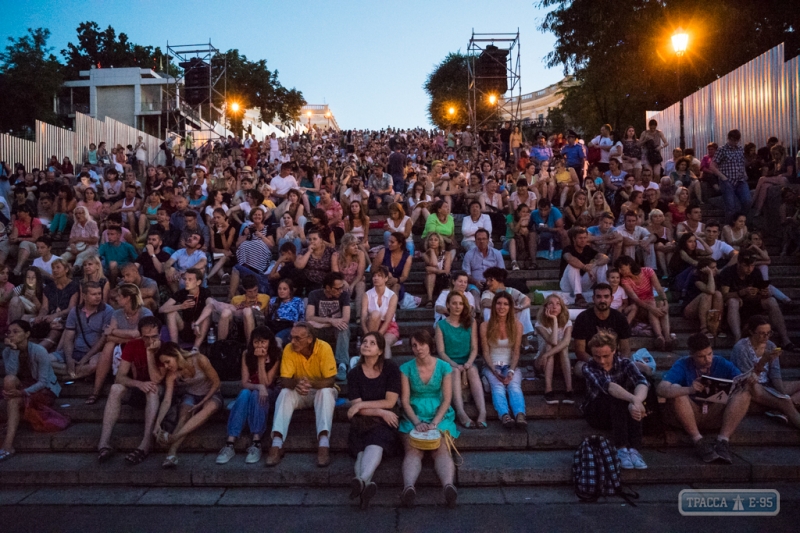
[96, 86, 135, 127]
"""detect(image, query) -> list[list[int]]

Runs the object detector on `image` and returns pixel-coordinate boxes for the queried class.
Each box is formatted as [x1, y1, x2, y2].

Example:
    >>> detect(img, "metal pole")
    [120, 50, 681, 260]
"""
[678, 55, 685, 150]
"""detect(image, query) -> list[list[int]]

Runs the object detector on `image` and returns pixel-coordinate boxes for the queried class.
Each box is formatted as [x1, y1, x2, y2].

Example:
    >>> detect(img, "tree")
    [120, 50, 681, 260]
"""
[536, 0, 800, 135]
[62, 22, 167, 79]
[223, 50, 306, 128]
[424, 52, 471, 129]
[0, 28, 63, 133]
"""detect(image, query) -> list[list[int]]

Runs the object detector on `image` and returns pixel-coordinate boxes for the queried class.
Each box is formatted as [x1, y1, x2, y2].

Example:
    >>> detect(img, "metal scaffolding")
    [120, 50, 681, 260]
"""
[164, 41, 227, 143]
[467, 29, 522, 133]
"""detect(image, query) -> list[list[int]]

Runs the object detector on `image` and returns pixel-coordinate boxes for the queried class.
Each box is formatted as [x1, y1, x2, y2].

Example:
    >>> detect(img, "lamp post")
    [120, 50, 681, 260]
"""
[325, 111, 331, 129]
[306, 110, 312, 132]
[672, 29, 689, 150]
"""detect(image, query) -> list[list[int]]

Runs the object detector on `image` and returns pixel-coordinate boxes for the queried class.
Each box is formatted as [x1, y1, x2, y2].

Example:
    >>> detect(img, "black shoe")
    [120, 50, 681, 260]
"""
[443, 484, 458, 508]
[562, 391, 575, 405]
[544, 391, 558, 405]
[360, 482, 377, 510]
[714, 439, 733, 464]
[695, 438, 719, 463]
[349, 477, 364, 500]
[401, 486, 416, 508]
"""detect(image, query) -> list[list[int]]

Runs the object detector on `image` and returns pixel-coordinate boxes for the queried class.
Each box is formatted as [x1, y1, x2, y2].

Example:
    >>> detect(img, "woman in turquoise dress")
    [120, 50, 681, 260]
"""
[399, 329, 459, 509]
[435, 291, 486, 429]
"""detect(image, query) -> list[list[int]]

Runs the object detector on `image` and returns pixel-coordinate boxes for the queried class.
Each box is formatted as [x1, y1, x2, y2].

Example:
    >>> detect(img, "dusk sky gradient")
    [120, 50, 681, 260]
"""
[3, 0, 565, 129]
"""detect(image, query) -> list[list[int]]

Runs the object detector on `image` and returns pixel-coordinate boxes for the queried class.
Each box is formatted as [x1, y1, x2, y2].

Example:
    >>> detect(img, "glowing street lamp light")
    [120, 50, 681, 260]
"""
[448, 106, 455, 116]
[672, 28, 689, 149]
[230, 102, 240, 112]
[488, 94, 497, 105]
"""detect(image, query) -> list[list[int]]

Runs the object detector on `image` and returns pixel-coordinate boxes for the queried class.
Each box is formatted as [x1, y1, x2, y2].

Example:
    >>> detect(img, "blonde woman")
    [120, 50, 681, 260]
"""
[423, 232, 453, 308]
[61, 206, 100, 269]
[154, 342, 222, 468]
[534, 294, 574, 405]
[80, 255, 111, 304]
[338, 233, 367, 319]
[587, 190, 613, 225]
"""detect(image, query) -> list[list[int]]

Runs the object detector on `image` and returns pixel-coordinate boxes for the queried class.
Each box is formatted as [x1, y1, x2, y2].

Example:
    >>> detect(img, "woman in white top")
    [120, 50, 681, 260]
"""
[361, 266, 399, 359]
[461, 200, 492, 252]
[423, 232, 454, 308]
[534, 294, 574, 405]
[590, 124, 614, 172]
[407, 181, 432, 226]
[384, 203, 414, 255]
[480, 292, 525, 429]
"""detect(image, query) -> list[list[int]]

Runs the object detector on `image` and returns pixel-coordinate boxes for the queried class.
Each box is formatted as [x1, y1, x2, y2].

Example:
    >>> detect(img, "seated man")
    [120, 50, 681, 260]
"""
[110, 184, 143, 238]
[1, 320, 62, 462]
[560, 226, 609, 307]
[572, 283, 636, 378]
[98, 225, 138, 285]
[615, 211, 654, 265]
[227, 222, 273, 299]
[698, 220, 737, 268]
[719, 252, 795, 350]
[657, 332, 752, 464]
[480, 267, 533, 334]
[306, 272, 351, 381]
[164, 233, 207, 293]
[581, 331, 649, 469]
[462, 228, 505, 304]
[587, 212, 623, 261]
[96, 316, 165, 464]
[52, 281, 114, 405]
[266, 322, 337, 468]
[194, 275, 268, 345]
[266, 242, 304, 297]
[528, 198, 567, 265]
[159, 268, 211, 351]
[120, 263, 159, 313]
[136, 230, 172, 289]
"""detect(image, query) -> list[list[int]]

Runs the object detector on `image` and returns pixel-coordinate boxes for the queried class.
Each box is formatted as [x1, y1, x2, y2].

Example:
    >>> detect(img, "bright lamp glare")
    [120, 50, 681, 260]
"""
[306, 111, 312, 117]
[230, 102, 240, 112]
[672, 31, 689, 55]
[488, 94, 497, 105]
[448, 107, 455, 115]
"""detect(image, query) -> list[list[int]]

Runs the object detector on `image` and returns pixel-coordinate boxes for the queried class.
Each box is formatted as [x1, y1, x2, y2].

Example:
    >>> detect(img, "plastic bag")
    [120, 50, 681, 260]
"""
[23, 397, 71, 433]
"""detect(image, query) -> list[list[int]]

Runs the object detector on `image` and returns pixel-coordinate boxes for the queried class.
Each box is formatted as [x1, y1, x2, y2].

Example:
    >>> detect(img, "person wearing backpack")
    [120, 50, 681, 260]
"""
[581, 331, 649, 469]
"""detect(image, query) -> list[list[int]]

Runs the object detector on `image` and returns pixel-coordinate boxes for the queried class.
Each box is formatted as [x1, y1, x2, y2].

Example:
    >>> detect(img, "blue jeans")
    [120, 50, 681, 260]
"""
[227, 388, 273, 438]
[483, 366, 525, 417]
[233, 264, 271, 294]
[719, 179, 752, 224]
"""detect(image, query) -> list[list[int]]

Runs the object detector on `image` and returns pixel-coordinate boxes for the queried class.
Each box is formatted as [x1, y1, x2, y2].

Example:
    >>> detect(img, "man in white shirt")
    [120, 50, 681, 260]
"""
[615, 211, 655, 266]
[341, 176, 370, 214]
[134, 136, 147, 179]
[633, 167, 660, 193]
[243, 133, 254, 150]
[590, 125, 614, 170]
[699, 221, 738, 267]
[269, 165, 298, 203]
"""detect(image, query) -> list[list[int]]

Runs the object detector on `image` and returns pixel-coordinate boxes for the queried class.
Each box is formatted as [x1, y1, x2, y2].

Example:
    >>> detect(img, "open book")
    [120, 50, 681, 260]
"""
[694, 375, 733, 404]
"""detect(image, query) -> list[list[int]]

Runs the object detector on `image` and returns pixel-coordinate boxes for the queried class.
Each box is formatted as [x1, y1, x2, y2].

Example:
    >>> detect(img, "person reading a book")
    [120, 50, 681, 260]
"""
[657, 333, 753, 465]
[732, 316, 800, 430]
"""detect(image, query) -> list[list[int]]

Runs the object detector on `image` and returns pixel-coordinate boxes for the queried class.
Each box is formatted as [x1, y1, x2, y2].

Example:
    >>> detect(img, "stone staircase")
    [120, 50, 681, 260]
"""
[2, 201, 800, 490]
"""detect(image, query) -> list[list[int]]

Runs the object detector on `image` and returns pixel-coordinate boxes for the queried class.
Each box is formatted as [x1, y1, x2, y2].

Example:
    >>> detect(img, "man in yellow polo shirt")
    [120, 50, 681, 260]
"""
[266, 322, 337, 467]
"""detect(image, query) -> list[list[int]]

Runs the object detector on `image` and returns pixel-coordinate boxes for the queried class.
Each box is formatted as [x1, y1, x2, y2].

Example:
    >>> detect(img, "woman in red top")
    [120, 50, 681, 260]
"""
[8, 205, 43, 276]
[667, 186, 690, 226]
[616, 255, 672, 351]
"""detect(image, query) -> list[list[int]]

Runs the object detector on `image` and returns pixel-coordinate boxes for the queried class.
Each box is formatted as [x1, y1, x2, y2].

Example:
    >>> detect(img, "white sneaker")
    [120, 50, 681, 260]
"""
[245, 443, 262, 464]
[617, 448, 634, 469]
[350, 356, 360, 370]
[215, 445, 236, 465]
[628, 448, 647, 469]
[511, 260, 520, 271]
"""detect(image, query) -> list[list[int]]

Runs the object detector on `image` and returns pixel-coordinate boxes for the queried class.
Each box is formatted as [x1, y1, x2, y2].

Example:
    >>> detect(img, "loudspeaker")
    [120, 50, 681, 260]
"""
[179, 58, 210, 107]
[475, 45, 509, 95]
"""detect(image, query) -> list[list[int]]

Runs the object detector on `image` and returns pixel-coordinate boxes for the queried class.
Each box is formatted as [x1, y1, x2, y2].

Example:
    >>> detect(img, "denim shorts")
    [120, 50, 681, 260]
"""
[181, 390, 224, 408]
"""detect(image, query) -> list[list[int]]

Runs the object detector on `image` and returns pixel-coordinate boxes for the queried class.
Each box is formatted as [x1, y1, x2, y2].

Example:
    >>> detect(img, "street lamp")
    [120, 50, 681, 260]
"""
[325, 110, 331, 129]
[306, 110, 312, 132]
[672, 28, 689, 150]
[488, 94, 497, 105]
[230, 102, 240, 113]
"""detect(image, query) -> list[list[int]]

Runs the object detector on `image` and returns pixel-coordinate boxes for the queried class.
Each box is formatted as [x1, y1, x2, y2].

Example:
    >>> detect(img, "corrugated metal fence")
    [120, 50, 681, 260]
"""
[0, 113, 163, 171]
[647, 43, 799, 159]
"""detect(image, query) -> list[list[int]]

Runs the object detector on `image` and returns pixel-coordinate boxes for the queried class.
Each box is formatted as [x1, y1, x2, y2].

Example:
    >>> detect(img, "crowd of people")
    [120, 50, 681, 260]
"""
[1, 122, 799, 508]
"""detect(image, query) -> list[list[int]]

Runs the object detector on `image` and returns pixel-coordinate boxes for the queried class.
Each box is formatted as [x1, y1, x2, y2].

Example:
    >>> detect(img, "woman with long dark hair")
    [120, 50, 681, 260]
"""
[216, 326, 282, 465]
[481, 293, 524, 429]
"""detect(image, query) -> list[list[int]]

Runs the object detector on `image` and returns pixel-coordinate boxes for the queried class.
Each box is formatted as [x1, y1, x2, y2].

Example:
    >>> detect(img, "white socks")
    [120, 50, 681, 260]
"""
[319, 435, 330, 448]
[272, 437, 283, 449]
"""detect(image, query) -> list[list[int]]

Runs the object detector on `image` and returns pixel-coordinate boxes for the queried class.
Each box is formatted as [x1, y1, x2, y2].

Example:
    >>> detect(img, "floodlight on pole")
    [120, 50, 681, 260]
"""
[672, 28, 689, 150]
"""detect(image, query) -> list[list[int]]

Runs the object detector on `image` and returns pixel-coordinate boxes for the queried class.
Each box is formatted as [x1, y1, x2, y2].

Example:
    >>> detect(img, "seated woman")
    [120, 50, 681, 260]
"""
[98, 282, 153, 375]
[154, 342, 222, 468]
[346, 332, 401, 509]
[398, 329, 459, 509]
[667, 186, 690, 227]
[668, 232, 710, 286]
[616, 255, 672, 350]
[265, 279, 305, 346]
[316, 189, 345, 244]
[276, 211, 306, 254]
[506, 204, 533, 271]
[51, 185, 77, 240]
[7, 267, 44, 324]
[552, 157, 581, 207]
[302, 208, 336, 248]
[581, 331, 649, 469]
[202, 189, 227, 227]
[1, 320, 62, 462]
[384, 203, 414, 255]
[534, 294, 574, 405]
[361, 266, 400, 360]
[587, 190, 613, 226]
[77, 187, 104, 222]
[338, 234, 366, 320]
[138, 191, 163, 237]
[33, 259, 80, 351]
[209, 208, 237, 284]
[434, 271, 475, 322]
[645, 209, 676, 278]
[274, 188, 307, 228]
[373, 232, 412, 302]
[295, 229, 339, 295]
[60, 206, 100, 271]
[80, 255, 111, 304]
[753, 144, 794, 217]
[742, 231, 790, 303]
[423, 232, 453, 309]
[732, 316, 800, 429]
[563, 190, 588, 230]
[7, 205, 43, 277]
[345, 200, 371, 256]
[215, 327, 281, 465]
[481, 293, 525, 429]
[435, 291, 486, 429]
[682, 258, 724, 339]
[422, 200, 455, 250]
[722, 213, 749, 251]
[670, 157, 702, 204]
[407, 181, 432, 227]
[616, 190, 645, 226]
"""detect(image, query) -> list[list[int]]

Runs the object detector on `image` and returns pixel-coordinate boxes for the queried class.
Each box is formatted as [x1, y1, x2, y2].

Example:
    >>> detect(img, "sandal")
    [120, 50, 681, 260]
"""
[0, 449, 15, 462]
[156, 429, 171, 446]
[476, 421, 488, 430]
[97, 447, 114, 463]
[458, 419, 476, 429]
[125, 448, 148, 466]
[85, 394, 99, 405]
[162, 455, 179, 469]
[501, 414, 515, 429]
[425, 301, 434, 309]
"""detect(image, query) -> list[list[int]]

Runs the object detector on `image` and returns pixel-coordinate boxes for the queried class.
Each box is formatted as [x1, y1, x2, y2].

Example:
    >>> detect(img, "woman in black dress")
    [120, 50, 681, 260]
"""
[346, 331, 401, 509]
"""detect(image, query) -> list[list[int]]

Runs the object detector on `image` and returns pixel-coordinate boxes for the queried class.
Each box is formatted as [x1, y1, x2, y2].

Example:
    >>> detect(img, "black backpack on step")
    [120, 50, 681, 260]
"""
[207, 339, 245, 381]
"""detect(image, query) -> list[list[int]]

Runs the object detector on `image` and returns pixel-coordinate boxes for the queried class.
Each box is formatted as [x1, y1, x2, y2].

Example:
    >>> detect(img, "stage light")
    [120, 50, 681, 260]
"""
[230, 102, 240, 112]
[488, 94, 497, 105]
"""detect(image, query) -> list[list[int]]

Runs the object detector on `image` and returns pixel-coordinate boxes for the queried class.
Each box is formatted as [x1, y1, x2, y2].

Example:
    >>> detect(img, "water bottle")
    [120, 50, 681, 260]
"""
[549, 238, 555, 260]
[356, 335, 362, 352]
[207, 327, 216, 345]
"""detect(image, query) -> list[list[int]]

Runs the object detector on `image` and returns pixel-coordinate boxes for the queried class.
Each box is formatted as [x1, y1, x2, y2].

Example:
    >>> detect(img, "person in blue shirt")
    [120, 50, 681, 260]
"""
[530, 135, 553, 163]
[98, 226, 138, 284]
[527, 199, 567, 266]
[657, 332, 753, 465]
[561, 131, 586, 184]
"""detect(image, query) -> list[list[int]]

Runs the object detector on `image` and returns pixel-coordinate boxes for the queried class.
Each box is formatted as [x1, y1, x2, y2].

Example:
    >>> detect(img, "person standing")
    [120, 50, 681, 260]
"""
[709, 129, 751, 224]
